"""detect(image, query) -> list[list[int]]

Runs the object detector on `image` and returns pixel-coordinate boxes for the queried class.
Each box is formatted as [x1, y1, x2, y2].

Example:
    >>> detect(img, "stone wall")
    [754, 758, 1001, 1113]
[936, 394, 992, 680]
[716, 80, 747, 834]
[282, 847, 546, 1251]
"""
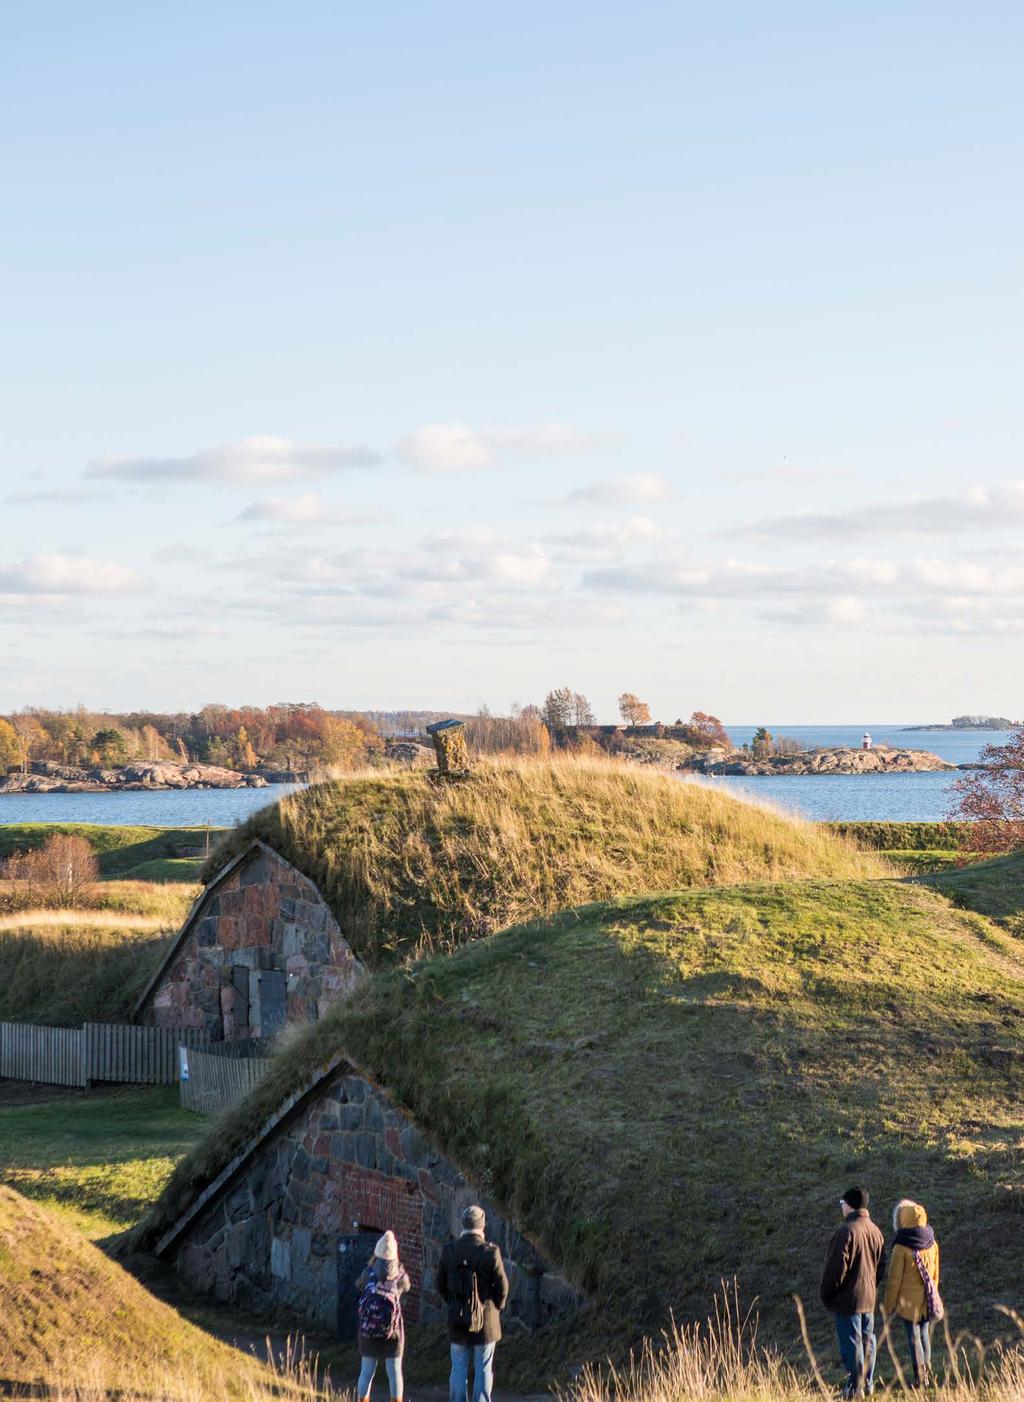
[143, 845, 362, 1041]
[172, 1067, 579, 1335]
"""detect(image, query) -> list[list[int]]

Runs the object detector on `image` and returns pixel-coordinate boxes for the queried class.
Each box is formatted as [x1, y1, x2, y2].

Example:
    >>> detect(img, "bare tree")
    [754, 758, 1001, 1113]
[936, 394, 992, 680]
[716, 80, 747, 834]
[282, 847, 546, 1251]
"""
[3, 834, 99, 908]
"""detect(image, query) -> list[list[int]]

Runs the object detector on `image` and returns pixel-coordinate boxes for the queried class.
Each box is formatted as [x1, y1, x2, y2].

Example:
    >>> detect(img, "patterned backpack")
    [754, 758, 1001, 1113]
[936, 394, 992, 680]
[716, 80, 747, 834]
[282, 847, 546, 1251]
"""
[358, 1278, 402, 1340]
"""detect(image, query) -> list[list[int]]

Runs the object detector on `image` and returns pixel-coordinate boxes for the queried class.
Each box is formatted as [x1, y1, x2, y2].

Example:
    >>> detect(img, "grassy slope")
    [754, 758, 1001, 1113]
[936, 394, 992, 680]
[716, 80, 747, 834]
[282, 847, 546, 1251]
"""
[0, 1186, 302, 1398]
[0, 823, 219, 879]
[0, 1086, 203, 1238]
[0, 882, 195, 1024]
[928, 849, 1024, 936]
[202, 758, 885, 964]
[142, 875, 1024, 1375]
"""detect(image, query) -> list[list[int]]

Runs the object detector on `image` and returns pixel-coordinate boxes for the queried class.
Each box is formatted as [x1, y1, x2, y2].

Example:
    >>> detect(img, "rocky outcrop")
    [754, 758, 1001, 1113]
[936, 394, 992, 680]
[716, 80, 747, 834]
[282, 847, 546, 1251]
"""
[681, 746, 955, 776]
[0, 761, 269, 794]
[383, 741, 435, 768]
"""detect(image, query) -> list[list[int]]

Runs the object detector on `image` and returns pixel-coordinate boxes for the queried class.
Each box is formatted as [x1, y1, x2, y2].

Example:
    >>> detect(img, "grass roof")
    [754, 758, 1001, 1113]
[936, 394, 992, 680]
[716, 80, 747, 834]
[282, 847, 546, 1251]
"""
[140, 861, 1024, 1376]
[201, 756, 885, 964]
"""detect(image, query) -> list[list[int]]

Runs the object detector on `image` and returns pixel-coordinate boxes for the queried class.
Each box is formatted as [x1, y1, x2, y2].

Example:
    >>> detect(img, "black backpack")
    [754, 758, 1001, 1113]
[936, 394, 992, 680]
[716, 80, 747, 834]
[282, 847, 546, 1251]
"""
[447, 1242, 486, 1333]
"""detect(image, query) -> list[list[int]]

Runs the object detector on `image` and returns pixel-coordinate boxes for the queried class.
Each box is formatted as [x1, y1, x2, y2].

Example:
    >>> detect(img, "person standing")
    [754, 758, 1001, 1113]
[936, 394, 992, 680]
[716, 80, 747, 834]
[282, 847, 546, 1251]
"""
[355, 1230, 410, 1402]
[820, 1186, 887, 1399]
[883, 1199, 942, 1389]
[437, 1204, 509, 1402]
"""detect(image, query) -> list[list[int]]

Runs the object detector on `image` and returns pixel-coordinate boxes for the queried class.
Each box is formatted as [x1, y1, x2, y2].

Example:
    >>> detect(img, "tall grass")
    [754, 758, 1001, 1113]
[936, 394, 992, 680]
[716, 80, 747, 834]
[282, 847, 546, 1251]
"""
[564, 1289, 1024, 1402]
[205, 754, 886, 964]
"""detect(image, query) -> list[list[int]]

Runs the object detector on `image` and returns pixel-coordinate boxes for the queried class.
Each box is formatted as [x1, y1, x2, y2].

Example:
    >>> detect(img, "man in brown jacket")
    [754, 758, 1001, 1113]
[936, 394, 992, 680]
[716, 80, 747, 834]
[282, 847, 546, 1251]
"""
[820, 1186, 886, 1398]
[437, 1205, 509, 1402]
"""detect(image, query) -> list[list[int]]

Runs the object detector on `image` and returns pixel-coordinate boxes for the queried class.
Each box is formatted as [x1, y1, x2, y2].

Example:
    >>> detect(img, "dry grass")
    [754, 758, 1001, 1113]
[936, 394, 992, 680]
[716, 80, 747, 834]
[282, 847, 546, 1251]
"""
[0, 882, 194, 1025]
[0, 1186, 323, 1399]
[204, 754, 886, 964]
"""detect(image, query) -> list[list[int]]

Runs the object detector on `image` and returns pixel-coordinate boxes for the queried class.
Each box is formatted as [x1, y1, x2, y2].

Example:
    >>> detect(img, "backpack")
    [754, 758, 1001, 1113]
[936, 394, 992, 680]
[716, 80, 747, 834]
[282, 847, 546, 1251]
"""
[447, 1243, 486, 1334]
[912, 1250, 945, 1323]
[358, 1279, 402, 1340]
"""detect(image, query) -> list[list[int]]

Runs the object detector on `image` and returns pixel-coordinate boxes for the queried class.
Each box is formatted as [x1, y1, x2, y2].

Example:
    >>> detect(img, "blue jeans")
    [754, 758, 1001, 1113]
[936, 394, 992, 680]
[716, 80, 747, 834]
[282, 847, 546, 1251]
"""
[903, 1318, 931, 1383]
[449, 1342, 496, 1402]
[835, 1312, 876, 1395]
[357, 1355, 403, 1399]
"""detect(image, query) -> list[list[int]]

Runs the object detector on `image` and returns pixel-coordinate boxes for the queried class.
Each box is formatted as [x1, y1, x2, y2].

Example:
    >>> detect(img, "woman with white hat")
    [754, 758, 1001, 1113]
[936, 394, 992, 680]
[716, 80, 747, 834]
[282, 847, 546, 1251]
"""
[355, 1230, 410, 1402]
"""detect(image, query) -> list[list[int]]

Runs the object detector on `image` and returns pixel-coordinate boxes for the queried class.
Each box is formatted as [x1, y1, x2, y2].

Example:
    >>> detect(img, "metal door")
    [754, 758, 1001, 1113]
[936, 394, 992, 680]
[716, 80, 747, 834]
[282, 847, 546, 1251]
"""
[255, 969, 287, 1038]
[337, 1232, 381, 1338]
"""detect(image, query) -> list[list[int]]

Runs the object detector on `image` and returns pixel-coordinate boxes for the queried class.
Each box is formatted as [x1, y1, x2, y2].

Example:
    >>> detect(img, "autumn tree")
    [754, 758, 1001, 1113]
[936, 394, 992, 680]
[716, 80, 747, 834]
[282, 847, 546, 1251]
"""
[571, 692, 595, 727]
[949, 723, 1024, 856]
[618, 693, 652, 726]
[688, 711, 731, 748]
[0, 718, 20, 772]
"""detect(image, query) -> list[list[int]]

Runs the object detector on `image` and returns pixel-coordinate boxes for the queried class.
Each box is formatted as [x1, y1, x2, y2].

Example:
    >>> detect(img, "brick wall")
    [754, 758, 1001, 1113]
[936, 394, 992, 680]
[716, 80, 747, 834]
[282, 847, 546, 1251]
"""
[172, 1065, 580, 1336]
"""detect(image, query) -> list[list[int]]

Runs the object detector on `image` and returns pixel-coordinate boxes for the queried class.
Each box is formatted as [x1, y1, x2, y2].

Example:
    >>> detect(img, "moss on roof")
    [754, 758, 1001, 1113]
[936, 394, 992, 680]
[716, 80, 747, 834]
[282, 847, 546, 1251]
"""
[140, 869, 1024, 1372]
[201, 756, 885, 965]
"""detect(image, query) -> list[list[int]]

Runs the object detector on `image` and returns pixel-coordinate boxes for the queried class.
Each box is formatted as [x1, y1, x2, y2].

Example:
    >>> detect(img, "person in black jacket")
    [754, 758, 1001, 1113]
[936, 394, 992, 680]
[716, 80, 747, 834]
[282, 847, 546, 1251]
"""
[436, 1205, 509, 1402]
[821, 1187, 887, 1399]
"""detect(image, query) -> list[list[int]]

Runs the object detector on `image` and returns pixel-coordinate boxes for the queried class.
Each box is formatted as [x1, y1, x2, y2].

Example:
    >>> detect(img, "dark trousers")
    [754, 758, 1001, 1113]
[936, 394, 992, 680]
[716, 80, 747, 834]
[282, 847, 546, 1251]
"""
[903, 1318, 931, 1383]
[835, 1312, 876, 1395]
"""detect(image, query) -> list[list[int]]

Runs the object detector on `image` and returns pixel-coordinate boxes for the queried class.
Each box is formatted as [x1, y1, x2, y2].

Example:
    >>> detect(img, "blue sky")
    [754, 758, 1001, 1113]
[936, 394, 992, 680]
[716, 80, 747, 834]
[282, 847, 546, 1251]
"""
[2, 2, 1022, 721]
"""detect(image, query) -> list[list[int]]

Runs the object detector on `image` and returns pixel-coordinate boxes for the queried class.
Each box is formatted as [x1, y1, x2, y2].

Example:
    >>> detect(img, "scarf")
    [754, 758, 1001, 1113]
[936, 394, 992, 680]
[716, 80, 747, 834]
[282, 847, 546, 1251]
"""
[894, 1225, 935, 1251]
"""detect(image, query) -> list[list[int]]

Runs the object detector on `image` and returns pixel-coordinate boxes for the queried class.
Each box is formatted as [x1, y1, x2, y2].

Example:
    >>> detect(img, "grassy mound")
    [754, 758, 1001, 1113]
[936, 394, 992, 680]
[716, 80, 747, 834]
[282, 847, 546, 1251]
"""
[0, 883, 193, 1024]
[928, 848, 1024, 935]
[202, 757, 884, 963]
[141, 874, 1024, 1374]
[0, 1186, 301, 1399]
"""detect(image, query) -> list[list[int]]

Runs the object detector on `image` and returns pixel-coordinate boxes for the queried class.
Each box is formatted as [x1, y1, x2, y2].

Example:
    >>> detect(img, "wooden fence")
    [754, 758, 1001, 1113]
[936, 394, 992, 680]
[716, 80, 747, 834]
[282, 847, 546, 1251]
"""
[179, 1043, 272, 1116]
[0, 1021, 209, 1088]
[0, 1023, 85, 1087]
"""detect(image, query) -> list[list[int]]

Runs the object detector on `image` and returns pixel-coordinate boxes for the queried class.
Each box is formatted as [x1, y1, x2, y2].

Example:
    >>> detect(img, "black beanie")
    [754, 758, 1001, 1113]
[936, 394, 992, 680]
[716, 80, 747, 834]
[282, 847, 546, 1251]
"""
[842, 1186, 868, 1211]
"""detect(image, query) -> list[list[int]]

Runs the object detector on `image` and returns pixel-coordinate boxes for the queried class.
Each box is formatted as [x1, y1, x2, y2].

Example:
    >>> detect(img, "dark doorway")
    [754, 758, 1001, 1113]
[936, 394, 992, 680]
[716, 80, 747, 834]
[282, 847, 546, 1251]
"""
[337, 1231, 382, 1338]
[255, 968, 287, 1038]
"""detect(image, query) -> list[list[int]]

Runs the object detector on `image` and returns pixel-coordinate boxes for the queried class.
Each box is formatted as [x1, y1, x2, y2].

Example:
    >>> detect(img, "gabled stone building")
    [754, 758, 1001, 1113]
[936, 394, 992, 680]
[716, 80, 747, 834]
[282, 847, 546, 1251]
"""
[153, 1054, 579, 1337]
[134, 841, 363, 1041]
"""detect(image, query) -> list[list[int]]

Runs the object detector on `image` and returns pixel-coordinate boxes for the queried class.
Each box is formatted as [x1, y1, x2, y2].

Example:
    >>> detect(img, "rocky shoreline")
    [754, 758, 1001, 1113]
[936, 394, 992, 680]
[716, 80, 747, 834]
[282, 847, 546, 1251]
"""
[680, 746, 957, 777]
[0, 761, 271, 794]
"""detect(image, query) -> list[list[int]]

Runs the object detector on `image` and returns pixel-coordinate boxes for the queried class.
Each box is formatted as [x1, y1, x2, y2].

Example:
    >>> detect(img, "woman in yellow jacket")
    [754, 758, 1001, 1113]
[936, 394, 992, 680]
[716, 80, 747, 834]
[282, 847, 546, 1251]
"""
[883, 1200, 941, 1388]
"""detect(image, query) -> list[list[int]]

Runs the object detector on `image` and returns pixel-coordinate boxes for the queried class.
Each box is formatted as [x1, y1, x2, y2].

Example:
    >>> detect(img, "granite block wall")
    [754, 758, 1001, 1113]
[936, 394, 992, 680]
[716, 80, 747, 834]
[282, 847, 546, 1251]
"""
[144, 845, 362, 1040]
[172, 1067, 580, 1336]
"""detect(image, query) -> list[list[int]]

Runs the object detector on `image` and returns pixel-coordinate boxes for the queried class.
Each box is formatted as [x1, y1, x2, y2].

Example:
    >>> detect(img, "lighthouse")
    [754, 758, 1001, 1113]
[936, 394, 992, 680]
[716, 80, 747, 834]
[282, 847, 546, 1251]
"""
[862, 732, 873, 751]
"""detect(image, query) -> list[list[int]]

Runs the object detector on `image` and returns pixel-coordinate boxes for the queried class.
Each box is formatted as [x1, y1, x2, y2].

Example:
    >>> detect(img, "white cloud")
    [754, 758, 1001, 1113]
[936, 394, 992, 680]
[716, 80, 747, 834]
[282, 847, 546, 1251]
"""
[549, 516, 665, 550]
[567, 473, 670, 504]
[0, 554, 146, 595]
[87, 435, 381, 483]
[734, 481, 1024, 540]
[398, 421, 608, 472]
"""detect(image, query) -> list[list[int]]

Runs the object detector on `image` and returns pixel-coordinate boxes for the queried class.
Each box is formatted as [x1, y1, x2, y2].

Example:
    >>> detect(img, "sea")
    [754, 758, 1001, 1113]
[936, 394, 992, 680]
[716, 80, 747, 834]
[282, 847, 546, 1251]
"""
[0, 726, 1009, 826]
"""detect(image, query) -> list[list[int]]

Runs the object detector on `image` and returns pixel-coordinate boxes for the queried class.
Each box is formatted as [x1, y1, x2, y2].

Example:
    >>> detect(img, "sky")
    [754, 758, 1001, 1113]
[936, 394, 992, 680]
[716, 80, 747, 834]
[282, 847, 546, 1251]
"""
[2, 1, 1023, 723]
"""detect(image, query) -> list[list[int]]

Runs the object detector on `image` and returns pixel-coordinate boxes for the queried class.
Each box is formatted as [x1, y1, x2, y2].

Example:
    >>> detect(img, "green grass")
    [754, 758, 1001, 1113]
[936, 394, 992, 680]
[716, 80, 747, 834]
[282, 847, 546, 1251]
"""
[828, 820, 967, 850]
[928, 849, 1024, 936]
[201, 756, 885, 965]
[0, 1086, 202, 1239]
[141, 872, 1024, 1378]
[0, 823, 222, 878]
[885, 847, 965, 874]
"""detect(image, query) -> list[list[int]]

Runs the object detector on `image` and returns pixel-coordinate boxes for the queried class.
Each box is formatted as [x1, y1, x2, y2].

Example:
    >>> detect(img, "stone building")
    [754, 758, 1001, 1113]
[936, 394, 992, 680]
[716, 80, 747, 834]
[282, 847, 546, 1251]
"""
[153, 1054, 579, 1337]
[134, 841, 363, 1041]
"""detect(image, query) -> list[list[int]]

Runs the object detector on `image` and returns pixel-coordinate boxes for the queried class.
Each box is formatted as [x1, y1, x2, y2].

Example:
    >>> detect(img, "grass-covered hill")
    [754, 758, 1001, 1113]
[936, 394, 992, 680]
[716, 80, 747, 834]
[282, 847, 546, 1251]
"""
[0, 882, 194, 1025]
[202, 757, 885, 963]
[140, 862, 1024, 1378]
[0, 1186, 303, 1399]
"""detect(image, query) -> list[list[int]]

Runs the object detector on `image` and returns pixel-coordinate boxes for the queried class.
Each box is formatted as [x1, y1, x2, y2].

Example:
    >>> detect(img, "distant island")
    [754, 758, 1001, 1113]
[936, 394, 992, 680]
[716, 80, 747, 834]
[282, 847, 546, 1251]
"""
[681, 746, 955, 777]
[0, 761, 272, 794]
[902, 715, 1015, 732]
